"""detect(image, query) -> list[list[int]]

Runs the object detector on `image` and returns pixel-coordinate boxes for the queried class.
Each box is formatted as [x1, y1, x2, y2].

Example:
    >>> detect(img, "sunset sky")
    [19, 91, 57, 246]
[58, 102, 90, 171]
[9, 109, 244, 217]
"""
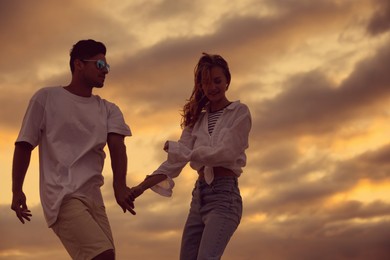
[1, 0, 390, 259]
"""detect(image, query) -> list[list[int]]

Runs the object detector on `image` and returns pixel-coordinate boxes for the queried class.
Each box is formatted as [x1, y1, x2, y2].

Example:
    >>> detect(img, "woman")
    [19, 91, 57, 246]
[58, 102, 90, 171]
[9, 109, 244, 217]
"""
[129, 53, 252, 260]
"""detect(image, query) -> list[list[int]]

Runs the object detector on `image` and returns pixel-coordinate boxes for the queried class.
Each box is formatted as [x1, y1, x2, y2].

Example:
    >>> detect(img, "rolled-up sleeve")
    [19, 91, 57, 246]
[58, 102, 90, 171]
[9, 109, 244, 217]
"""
[149, 126, 194, 196]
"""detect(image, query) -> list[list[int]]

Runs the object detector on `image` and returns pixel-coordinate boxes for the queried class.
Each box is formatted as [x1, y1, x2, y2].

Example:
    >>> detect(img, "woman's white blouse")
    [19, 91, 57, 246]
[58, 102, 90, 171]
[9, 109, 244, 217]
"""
[150, 101, 252, 197]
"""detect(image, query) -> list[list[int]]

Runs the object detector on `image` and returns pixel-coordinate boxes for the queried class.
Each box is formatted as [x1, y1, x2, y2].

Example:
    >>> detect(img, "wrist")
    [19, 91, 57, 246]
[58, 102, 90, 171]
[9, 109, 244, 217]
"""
[113, 181, 126, 190]
[139, 183, 147, 193]
[12, 189, 23, 194]
[12, 185, 23, 193]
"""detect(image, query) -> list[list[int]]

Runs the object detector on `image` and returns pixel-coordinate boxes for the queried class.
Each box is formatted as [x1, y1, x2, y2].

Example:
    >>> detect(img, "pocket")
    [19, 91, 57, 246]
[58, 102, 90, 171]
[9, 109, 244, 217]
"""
[209, 181, 234, 206]
[210, 179, 242, 220]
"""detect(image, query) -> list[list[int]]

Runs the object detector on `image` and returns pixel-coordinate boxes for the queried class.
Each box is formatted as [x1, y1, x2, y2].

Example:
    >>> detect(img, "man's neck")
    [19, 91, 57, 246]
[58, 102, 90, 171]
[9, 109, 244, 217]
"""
[63, 83, 93, 97]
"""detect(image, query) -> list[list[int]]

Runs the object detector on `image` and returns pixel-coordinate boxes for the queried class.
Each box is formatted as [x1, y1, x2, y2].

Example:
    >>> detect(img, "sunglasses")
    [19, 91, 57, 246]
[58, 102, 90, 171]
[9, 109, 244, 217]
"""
[82, 59, 110, 72]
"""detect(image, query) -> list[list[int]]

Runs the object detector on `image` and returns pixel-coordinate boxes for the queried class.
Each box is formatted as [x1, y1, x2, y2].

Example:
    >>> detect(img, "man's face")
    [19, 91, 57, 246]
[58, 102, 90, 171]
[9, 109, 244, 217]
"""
[80, 54, 109, 88]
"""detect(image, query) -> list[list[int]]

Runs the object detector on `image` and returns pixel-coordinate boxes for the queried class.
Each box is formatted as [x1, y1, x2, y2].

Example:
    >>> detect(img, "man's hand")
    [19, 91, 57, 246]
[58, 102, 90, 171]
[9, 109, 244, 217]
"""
[114, 185, 136, 215]
[128, 185, 144, 201]
[11, 191, 32, 224]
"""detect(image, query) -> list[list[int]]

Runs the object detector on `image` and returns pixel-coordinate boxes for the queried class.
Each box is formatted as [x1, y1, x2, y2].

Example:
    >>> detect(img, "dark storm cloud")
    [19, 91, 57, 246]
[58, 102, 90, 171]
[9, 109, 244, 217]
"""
[242, 37, 390, 224]
[0, 0, 364, 129]
[0, 205, 65, 259]
[251, 42, 390, 144]
[133, 0, 199, 20]
[0, 0, 136, 129]
[367, 0, 390, 36]
[255, 143, 300, 172]
[326, 200, 390, 220]
[228, 217, 390, 260]
[332, 142, 390, 183]
[0, 0, 136, 76]
[107, 0, 359, 116]
[0, 93, 31, 131]
[2, 1, 390, 259]
[243, 141, 390, 217]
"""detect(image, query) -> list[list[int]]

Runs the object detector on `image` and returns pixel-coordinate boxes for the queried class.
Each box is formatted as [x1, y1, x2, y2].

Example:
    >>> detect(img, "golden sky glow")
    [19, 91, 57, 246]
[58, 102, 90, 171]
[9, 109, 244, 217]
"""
[1, 0, 390, 259]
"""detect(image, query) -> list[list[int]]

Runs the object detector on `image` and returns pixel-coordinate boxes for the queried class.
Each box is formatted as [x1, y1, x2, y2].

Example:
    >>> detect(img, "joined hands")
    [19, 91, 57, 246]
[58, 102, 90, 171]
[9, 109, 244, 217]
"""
[128, 185, 144, 202]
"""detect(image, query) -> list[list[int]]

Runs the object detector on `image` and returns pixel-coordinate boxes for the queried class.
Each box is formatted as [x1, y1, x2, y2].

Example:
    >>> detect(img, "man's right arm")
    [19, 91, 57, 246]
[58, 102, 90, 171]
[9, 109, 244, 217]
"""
[11, 141, 33, 224]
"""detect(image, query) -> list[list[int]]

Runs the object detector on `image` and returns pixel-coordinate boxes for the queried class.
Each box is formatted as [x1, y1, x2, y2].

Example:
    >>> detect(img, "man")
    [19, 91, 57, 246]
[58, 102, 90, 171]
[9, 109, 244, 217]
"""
[11, 39, 134, 260]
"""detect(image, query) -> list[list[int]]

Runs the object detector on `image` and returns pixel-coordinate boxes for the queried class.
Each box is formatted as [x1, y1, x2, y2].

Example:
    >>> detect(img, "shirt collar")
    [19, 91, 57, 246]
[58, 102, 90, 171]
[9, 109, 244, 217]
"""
[226, 100, 240, 110]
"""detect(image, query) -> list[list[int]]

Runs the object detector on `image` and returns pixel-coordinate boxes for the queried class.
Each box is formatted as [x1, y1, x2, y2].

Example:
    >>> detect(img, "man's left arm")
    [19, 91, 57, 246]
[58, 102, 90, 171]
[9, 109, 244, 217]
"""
[107, 133, 136, 215]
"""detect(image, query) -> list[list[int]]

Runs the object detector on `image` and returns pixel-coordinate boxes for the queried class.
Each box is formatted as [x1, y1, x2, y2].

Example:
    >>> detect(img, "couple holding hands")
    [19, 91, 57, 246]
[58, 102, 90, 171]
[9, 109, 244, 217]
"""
[11, 39, 251, 260]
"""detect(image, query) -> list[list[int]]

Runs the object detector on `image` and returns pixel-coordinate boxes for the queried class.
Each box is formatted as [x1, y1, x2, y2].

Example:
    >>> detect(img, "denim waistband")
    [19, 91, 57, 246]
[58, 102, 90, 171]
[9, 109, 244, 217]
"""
[196, 176, 238, 186]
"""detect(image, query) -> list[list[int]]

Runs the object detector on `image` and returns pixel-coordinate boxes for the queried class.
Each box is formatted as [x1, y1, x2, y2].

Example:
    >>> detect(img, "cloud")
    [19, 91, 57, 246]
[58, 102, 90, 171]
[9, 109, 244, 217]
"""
[250, 41, 390, 145]
[367, 0, 390, 36]
[332, 142, 390, 184]
[229, 219, 390, 260]
[1, 0, 390, 259]
[0, 0, 137, 83]
[125, 0, 199, 21]
[0, 0, 372, 130]
[103, 0, 366, 117]
[0, 205, 67, 260]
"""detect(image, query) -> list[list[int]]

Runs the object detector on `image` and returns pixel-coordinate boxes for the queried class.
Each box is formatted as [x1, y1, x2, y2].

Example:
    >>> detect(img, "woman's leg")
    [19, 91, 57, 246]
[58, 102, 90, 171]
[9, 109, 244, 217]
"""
[180, 181, 204, 260]
[197, 177, 242, 260]
[197, 214, 239, 260]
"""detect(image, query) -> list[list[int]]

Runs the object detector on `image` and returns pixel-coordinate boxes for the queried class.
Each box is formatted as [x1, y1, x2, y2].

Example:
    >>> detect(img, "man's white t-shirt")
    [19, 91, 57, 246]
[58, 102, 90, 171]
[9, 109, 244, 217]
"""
[16, 86, 132, 227]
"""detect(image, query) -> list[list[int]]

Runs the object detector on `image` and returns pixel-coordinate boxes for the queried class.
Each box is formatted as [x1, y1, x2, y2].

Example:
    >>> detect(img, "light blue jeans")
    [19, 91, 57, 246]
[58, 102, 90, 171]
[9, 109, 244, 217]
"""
[180, 176, 242, 260]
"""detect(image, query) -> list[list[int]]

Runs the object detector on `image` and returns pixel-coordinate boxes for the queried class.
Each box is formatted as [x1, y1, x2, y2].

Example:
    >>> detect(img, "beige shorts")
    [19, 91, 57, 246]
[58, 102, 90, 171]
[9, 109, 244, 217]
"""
[51, 197, 115, 260]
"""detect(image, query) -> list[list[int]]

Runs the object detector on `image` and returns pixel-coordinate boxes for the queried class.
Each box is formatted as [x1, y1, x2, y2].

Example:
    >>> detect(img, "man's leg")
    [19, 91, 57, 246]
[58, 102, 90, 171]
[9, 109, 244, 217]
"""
[51, 198, 115, 260]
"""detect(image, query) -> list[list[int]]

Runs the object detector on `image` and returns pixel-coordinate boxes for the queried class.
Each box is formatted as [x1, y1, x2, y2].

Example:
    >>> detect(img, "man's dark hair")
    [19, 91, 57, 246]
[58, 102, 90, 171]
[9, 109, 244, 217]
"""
[69, 39, 107, 73]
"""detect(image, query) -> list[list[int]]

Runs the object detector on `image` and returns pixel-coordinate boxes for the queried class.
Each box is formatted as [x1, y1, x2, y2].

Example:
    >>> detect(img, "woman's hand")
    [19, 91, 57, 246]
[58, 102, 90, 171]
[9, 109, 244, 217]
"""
[128, 185, 144, 201]
[114, 185, 136, 215]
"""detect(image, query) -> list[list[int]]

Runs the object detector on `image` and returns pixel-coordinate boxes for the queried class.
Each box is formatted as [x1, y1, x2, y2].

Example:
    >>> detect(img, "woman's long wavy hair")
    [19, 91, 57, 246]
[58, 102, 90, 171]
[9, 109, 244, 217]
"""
[181, 53, 231, 128]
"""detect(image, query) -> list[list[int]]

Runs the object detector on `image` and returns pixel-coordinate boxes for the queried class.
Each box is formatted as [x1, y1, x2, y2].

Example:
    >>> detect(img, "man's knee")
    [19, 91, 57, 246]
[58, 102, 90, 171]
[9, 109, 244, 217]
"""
[92, 249, 115, 260]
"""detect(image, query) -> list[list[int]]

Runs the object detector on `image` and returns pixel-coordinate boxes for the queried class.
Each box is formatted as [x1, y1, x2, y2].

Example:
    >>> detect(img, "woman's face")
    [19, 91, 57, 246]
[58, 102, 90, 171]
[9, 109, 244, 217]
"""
[201, 66, 228, 103]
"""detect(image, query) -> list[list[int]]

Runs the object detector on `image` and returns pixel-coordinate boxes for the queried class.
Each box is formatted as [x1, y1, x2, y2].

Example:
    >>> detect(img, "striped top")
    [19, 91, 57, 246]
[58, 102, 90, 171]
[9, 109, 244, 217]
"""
[208, 109, 224, 135]
[208, 108, 225, 134]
